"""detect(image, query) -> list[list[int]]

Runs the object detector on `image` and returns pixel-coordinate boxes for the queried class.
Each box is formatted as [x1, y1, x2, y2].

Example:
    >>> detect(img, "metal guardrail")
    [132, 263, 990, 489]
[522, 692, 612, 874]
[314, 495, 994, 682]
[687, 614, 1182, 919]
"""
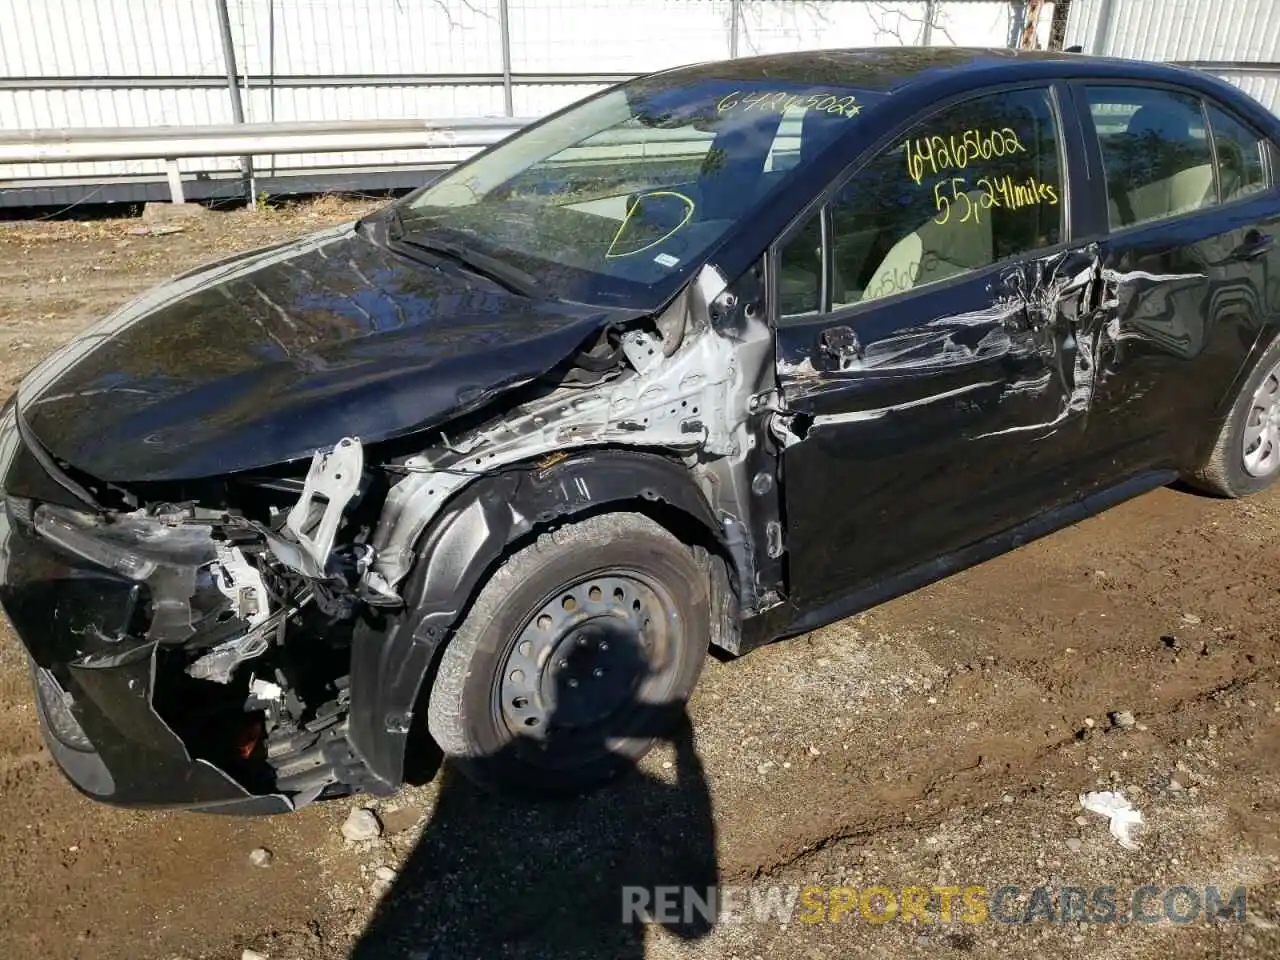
[0, 118, 535, 203]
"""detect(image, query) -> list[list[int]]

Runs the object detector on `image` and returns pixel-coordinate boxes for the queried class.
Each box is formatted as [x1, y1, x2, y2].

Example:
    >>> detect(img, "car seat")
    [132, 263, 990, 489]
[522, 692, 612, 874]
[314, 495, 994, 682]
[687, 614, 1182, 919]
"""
[1108, 103, 1215, 226]
[860, 192, 994, 301]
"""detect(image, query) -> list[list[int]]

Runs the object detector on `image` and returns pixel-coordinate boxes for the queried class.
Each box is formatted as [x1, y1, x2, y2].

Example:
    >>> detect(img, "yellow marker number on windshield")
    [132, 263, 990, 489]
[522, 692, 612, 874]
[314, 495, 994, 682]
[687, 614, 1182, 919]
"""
[716, 90, 861, 119]
[604, 191, 696, 260]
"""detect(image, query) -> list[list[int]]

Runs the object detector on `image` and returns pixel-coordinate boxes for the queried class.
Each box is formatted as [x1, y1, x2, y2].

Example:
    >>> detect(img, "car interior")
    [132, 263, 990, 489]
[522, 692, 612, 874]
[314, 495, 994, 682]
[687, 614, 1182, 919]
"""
[1096, 99, 1218, 229]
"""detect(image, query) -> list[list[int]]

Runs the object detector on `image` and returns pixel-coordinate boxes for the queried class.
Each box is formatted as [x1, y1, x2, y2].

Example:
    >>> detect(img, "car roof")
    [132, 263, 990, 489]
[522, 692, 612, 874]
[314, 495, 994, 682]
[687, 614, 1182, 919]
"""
[657, 46, 1217, 96]
[641, 48, 1280, 293]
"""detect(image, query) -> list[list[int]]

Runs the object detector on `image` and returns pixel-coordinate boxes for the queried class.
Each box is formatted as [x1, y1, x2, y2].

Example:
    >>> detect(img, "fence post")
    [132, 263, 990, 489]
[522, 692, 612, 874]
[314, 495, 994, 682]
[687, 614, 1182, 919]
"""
[498, 0, 515, 117]
[165, 159, 185, 205]
[214, 0, 256, 205]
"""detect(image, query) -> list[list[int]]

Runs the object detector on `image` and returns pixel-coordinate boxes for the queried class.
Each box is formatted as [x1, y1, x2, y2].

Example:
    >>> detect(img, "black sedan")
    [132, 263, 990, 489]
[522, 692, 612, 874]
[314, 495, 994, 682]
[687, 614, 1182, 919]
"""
[3, 47, 1279, 811]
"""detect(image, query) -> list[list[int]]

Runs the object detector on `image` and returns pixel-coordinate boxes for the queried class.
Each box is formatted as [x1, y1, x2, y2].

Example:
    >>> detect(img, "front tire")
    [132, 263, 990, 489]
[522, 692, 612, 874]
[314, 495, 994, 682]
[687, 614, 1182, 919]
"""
[426, 511, 710, 796]
[1188, 334, 1280, 498]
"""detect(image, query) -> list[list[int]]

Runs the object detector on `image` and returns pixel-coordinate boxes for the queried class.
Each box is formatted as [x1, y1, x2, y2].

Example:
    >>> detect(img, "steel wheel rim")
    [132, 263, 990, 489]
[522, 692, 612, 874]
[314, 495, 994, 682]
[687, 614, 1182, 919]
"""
[1242, 358, 1280, 478]
[495, 570, 676, 752]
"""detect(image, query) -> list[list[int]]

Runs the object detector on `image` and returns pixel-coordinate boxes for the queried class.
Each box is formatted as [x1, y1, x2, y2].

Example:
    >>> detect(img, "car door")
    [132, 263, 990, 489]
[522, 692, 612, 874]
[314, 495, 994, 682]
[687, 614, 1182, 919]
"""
[1070, 82, 1280, 487]
[772, 83, 1103, 611]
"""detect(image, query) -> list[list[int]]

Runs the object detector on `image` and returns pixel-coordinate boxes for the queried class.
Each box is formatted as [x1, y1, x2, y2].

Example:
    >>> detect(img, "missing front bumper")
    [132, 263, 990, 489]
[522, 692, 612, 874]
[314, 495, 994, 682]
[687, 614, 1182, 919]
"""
[29, 651, 297, 813]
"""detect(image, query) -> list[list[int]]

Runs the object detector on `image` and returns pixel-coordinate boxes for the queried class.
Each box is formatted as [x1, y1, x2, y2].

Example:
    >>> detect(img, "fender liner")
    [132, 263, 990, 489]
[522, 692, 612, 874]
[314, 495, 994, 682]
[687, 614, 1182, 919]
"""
[346, 449, 725, 790]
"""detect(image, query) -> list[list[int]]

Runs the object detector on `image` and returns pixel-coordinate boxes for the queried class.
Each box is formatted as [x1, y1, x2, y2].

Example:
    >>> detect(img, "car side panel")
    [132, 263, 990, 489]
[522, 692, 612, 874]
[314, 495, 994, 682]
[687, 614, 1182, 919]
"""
[1066, 83, 1280, 487]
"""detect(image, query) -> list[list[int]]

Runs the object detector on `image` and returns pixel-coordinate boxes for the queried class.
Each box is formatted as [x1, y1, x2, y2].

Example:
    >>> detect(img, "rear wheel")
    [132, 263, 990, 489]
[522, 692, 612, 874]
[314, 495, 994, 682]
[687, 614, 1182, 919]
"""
[426, 512, 710, 795]
[1188, 335, 1280, 498]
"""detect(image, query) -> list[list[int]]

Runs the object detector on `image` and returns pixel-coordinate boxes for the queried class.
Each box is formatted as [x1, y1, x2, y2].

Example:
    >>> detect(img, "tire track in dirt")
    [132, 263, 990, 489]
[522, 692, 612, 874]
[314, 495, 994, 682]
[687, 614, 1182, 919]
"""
[718, 655, 1280, 884]
[697, 484, 1280, 893]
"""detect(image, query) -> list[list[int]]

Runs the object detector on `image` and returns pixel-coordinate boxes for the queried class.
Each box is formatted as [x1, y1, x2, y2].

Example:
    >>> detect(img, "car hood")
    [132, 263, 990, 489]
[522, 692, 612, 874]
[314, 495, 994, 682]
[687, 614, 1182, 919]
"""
[16, 221, 629, 483]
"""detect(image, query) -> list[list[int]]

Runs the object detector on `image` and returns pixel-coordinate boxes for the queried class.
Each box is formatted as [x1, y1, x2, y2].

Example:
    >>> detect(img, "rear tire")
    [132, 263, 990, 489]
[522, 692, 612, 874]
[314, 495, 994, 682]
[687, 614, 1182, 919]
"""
[426, 512, 710, 796]
[1187, 334, 1280, 498]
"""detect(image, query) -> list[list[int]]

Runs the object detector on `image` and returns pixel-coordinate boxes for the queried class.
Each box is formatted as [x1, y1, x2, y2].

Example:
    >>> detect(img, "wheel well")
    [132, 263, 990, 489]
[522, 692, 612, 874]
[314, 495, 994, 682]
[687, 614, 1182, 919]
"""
[1186, 325, 1280, 474]
[347, 450, 743, 789]
[394, 498, 737, 771]
[431, 494, 738, 669]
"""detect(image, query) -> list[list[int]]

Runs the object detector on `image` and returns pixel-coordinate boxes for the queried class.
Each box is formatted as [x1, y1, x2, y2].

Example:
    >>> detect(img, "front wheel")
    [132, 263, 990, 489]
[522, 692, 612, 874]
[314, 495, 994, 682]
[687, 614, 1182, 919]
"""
[426, 512, 710, 796]
[1188, 334, 1280, 497]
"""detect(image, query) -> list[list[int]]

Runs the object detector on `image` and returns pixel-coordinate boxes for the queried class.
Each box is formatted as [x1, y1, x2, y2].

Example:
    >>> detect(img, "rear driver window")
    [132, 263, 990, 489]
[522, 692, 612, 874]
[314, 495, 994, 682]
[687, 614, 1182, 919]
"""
[1085, 86, 1216, 229]
[1205, 102, 1267, 202]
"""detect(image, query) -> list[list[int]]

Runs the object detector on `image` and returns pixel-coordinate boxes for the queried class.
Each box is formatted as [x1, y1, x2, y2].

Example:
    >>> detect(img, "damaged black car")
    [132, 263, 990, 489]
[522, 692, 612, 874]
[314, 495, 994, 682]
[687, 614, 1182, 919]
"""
[5, 48, 1280, 813]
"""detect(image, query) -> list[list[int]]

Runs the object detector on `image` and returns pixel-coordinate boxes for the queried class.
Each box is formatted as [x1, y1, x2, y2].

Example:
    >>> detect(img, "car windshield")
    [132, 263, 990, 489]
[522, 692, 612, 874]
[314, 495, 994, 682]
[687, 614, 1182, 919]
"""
[396, 76, 879, 307]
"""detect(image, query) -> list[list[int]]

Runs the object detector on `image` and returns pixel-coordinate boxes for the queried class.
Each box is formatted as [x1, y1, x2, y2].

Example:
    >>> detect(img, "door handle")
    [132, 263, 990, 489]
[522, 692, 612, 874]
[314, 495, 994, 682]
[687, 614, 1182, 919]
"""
[1231, 231, 1274, 261]
[818, 325, 861, 366]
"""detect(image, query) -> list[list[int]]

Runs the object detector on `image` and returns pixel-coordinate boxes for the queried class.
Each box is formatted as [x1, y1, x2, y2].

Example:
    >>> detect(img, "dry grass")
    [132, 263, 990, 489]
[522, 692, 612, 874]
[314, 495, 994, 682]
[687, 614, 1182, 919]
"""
[0, 194, 383, 246]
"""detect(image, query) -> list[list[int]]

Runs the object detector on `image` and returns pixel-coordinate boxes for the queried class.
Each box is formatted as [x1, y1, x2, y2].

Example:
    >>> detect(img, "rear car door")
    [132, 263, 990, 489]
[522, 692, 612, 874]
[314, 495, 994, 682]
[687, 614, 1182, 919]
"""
[773, 83, 1101, 611]
[1071, 82, 1280, 486]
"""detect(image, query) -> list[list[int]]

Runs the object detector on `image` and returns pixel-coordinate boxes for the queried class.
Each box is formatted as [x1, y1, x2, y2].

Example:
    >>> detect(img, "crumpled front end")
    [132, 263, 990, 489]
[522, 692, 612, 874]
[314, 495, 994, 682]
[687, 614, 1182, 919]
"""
[0, 404, 371, 812]
[0, 255, 783, 811]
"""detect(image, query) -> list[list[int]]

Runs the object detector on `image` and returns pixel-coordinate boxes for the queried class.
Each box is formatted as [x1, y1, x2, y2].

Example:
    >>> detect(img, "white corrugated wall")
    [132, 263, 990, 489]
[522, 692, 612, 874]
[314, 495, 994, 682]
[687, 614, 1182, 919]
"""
[1064, 0, 1280, 113]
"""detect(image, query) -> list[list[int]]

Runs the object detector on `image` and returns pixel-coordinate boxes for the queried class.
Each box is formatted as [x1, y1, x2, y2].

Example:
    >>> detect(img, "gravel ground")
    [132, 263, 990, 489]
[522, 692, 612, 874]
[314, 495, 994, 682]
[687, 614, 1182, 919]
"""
[0, 201, 1276, 960]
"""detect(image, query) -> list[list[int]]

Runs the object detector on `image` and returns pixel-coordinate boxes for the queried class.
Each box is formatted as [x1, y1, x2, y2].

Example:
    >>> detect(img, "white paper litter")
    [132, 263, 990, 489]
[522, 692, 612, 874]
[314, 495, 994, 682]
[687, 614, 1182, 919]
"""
[1080, 790, 1144, 850]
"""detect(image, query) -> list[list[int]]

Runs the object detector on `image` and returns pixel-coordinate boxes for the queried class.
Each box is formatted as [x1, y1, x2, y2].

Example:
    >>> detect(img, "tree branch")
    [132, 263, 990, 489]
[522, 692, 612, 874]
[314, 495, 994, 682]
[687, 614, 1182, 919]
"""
[395, 0, 495, 32]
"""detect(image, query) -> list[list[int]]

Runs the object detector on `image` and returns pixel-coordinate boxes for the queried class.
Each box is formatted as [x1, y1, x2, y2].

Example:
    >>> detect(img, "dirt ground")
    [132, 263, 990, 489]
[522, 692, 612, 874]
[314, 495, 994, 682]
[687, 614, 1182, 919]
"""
[0, 201, 1277, 960]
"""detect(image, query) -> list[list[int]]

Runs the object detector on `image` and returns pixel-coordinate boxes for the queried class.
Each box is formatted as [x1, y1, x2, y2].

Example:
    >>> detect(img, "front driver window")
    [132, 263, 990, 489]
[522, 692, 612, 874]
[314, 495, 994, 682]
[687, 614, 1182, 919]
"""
[778, 86, 1063, 321]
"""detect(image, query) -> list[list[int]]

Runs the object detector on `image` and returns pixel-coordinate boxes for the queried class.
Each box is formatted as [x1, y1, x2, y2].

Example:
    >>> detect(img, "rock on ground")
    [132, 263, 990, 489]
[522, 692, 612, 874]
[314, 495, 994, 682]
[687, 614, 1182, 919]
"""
[341, 807, 383, 843]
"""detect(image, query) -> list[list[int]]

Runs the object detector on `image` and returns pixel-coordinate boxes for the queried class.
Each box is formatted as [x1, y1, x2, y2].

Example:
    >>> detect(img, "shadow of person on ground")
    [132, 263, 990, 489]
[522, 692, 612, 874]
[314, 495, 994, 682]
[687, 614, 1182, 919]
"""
[349, 644, 718, 960]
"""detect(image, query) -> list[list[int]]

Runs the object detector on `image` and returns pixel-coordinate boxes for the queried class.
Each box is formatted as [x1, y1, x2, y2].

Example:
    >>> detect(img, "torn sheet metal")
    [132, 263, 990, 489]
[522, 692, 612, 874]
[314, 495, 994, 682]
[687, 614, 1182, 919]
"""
[778, 248, 1097, 389]
[776, 248, 1106, 440]
[365, 264, 764, 598]
[812, 379, 1004, 426]
[783, 302, 1027, 381]
[1102, 266, 1208, 356]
